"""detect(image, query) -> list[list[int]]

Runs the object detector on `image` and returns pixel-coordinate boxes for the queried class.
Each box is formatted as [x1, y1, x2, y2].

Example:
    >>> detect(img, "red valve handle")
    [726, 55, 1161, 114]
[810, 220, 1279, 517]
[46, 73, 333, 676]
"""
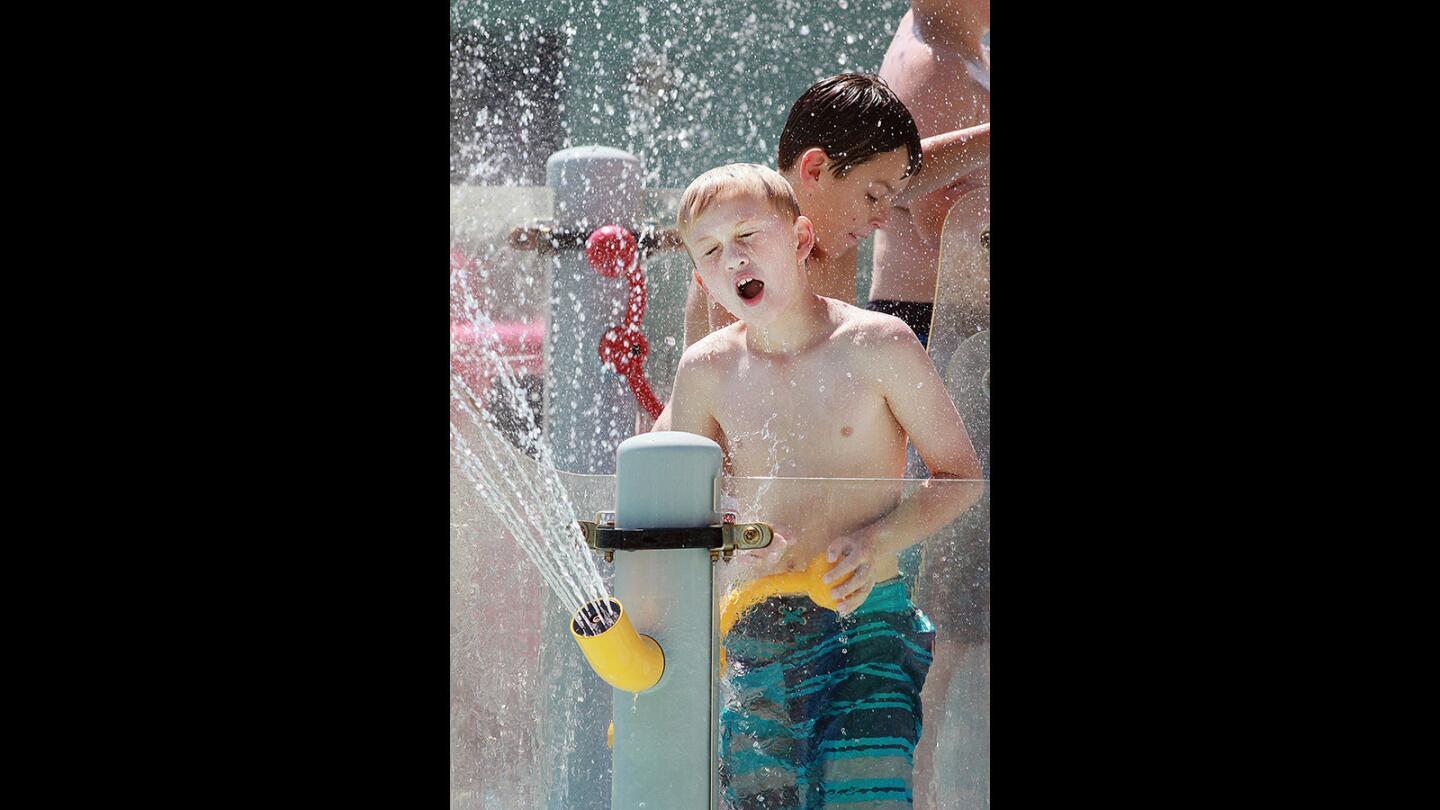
[626, 371, 664, 420]
[588, 225, 662, 420]
[596, 327, 663, 419]
[624, 260, 647, 329]
[585, 225, 636, 279]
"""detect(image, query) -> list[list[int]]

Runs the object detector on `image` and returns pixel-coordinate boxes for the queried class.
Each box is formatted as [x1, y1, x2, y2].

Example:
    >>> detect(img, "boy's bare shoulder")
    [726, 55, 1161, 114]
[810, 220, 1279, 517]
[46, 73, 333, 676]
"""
[678, 321, 746, 374]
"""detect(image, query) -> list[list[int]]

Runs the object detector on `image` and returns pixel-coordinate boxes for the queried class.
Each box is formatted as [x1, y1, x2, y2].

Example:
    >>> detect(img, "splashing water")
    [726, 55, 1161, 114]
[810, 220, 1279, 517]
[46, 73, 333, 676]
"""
[450, 333, 614, 633]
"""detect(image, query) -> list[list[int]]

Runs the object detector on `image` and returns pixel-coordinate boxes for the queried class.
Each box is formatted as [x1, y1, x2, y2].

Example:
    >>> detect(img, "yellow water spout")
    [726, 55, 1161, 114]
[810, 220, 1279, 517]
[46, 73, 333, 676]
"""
[571, 598, 665, 693]
[718, 554, 847, 669]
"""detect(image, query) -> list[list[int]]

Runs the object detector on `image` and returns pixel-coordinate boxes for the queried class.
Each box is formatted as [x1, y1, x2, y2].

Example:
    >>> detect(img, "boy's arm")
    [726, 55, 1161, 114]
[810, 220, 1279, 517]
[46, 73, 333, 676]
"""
[883, 332, 983, 482]
[650, 399, 673, 431]
[659, 345, 724, 445]
[823, 328, 983, 612]
[892, 122, 990, 209]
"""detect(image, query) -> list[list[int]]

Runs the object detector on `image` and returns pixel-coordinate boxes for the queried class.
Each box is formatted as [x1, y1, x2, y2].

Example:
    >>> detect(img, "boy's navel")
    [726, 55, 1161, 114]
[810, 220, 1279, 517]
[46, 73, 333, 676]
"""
[841, 426, 853, 437]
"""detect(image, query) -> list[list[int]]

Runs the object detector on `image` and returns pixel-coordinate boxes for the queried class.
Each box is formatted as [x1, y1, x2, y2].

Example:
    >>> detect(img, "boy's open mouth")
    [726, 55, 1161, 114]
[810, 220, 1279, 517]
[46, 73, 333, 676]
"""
[737, 278, 765, 302]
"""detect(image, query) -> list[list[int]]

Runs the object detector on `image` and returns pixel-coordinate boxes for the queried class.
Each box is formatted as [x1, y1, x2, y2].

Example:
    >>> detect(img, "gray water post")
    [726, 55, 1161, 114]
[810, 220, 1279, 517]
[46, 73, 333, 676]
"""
[540, 145, 643, 810]
[610, 431, 722, 809]
[543, 145, 644, 475]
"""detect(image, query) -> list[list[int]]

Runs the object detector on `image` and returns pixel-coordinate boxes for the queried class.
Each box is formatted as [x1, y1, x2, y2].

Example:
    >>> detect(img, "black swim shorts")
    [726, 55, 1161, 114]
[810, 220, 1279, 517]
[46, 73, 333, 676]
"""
[865, 299, 933, 348]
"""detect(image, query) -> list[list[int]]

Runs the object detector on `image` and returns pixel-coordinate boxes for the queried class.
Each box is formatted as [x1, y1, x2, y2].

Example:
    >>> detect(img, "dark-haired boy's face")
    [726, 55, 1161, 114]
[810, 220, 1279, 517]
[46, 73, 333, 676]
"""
[793, 148, 910, 258]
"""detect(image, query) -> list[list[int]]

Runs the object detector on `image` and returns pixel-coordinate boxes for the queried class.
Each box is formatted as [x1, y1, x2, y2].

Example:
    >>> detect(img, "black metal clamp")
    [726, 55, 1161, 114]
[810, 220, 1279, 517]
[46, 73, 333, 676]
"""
[577, 510, 773, 563]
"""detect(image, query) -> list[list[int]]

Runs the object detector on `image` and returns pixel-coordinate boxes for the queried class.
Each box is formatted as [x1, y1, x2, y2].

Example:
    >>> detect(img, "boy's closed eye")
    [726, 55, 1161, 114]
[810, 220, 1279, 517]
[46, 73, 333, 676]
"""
[703, 233, 756, 256]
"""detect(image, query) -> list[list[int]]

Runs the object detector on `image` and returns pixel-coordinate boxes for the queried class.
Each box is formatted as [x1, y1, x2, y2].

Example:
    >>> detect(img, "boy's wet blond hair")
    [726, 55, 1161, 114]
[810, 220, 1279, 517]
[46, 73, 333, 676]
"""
[675, 163, 801, 246]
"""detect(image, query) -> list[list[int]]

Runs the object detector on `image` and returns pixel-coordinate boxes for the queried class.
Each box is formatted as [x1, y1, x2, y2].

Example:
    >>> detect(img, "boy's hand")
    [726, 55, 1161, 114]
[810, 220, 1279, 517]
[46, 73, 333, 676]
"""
[736, 526, 795, 579]
[824, 528, 879, 615]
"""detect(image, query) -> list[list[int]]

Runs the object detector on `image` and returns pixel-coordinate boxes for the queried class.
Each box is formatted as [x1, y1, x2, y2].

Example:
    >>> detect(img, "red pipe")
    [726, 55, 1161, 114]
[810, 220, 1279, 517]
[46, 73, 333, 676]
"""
[586, 226, 664, 420]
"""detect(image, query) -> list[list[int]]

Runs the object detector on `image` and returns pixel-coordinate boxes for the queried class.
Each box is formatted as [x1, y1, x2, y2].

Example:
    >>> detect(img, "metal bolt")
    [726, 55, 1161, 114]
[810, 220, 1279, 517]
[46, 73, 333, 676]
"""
[742, 526, 759, 545]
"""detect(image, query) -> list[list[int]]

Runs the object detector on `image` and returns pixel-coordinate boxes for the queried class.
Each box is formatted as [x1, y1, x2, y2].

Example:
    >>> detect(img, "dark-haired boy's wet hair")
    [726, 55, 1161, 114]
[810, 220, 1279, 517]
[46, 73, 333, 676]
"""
[777, 73, 923, 179]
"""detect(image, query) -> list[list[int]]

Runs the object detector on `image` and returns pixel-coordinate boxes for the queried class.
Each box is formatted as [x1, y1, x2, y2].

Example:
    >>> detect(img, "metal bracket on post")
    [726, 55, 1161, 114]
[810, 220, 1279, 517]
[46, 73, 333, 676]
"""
[577, 513, 772, 563]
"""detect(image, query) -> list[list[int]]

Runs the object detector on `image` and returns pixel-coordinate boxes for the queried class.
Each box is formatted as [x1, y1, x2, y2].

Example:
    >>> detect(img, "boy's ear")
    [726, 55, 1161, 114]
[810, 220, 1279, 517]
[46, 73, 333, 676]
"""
[794, 215, 815, 262]
[693, 270, 708, 293]
[798, 148, 829, 185]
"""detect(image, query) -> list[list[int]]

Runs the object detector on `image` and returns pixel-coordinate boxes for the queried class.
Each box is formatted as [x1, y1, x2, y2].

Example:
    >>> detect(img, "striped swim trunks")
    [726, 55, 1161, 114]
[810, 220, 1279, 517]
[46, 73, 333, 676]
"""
[719, 577, 935, 809]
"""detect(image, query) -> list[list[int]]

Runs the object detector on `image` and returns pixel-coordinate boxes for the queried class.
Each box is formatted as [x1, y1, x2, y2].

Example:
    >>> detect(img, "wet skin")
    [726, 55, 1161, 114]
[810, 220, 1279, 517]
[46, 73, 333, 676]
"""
[667, 191, 982, 611]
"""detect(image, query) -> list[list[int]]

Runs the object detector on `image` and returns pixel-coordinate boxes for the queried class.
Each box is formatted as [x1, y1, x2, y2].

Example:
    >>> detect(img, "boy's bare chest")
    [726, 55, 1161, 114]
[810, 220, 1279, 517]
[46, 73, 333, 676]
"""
[711, 351, 905, 478]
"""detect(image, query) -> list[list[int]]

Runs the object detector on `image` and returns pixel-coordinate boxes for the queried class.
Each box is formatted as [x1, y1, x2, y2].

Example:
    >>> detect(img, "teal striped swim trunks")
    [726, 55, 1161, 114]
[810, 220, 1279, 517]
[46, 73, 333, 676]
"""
[719, 577, 935, 809]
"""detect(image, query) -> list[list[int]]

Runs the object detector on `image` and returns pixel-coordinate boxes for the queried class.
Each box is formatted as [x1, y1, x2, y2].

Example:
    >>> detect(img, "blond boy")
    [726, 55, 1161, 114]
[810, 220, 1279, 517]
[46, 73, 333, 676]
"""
[659, 163, 980, 808]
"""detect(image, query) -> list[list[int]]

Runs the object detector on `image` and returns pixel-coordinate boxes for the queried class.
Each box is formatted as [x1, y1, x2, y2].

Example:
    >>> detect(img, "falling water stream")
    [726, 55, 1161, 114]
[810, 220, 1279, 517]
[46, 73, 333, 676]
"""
[450, 264, 614, 633]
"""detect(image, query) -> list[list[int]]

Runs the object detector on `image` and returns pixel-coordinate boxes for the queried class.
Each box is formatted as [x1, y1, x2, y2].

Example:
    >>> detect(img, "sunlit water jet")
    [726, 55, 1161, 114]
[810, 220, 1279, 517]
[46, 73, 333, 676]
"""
[450, 276, 613, 631]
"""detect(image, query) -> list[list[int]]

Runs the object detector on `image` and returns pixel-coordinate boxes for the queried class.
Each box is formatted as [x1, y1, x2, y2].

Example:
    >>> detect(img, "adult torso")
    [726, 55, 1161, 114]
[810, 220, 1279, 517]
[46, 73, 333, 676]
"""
[871, 10, 990, 303]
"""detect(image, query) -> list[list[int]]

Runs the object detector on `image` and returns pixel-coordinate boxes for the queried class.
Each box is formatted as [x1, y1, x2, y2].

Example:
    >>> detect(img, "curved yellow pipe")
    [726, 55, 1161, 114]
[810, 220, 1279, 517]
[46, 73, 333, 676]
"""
[718, 554, 847, 669]
[571, 598, 665, 693]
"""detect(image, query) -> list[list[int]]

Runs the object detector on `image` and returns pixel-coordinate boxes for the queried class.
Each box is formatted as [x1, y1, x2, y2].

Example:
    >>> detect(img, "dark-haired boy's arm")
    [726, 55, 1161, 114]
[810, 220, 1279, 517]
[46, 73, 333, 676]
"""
[892, 122, 990, 208]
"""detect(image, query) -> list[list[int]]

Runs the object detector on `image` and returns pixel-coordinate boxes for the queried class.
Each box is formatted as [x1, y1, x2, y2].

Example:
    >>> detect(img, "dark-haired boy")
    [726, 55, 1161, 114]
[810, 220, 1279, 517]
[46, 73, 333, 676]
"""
[681, 72, 988, 350]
